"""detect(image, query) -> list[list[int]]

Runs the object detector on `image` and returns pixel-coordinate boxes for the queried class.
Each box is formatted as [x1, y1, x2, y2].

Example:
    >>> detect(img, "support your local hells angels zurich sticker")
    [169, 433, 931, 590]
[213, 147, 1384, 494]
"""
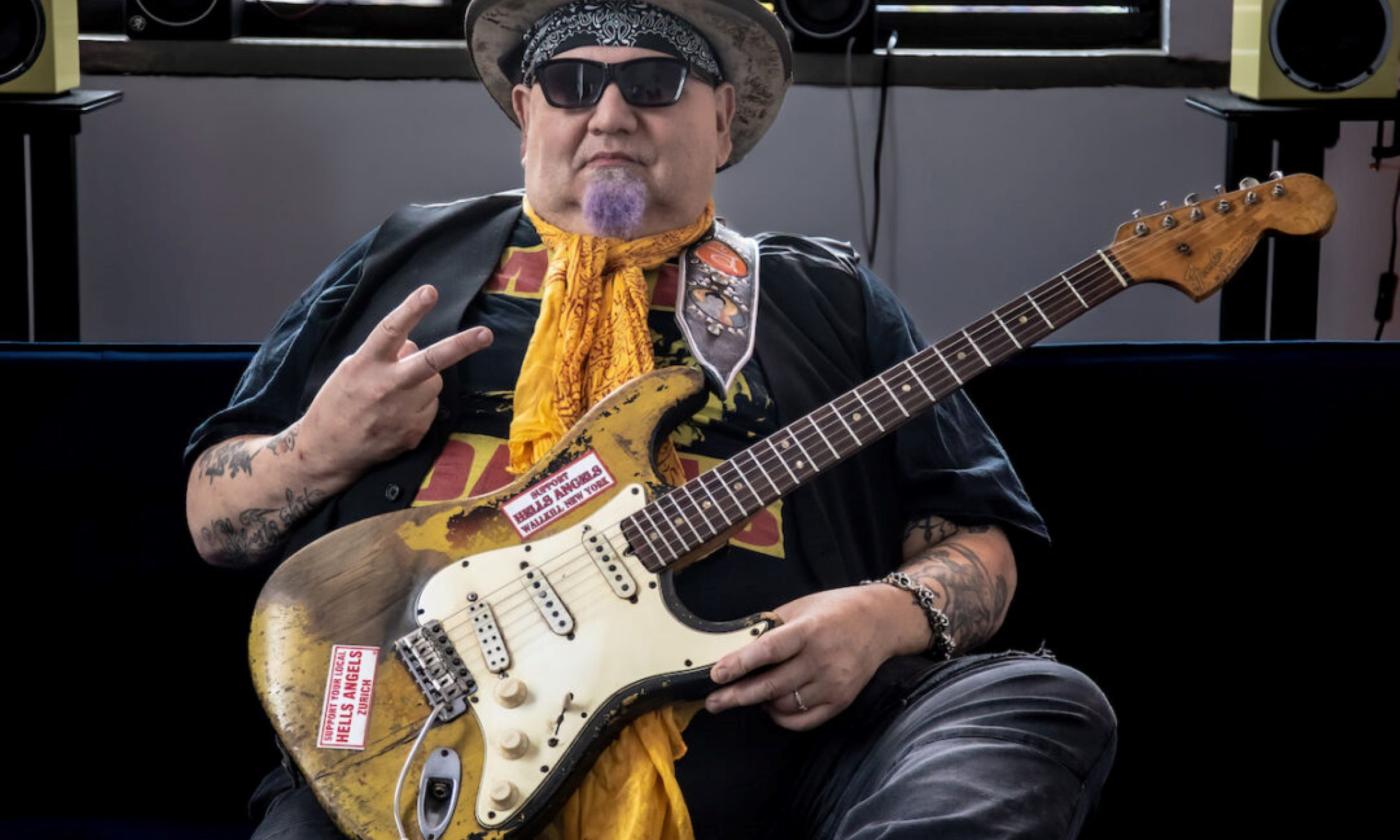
[502, 450, 616, 539]
[317, 645, 380, 750]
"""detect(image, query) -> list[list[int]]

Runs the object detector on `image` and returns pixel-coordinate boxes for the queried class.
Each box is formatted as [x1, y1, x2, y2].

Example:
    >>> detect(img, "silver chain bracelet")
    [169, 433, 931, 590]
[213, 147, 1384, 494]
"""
[861, 572, 956, 661]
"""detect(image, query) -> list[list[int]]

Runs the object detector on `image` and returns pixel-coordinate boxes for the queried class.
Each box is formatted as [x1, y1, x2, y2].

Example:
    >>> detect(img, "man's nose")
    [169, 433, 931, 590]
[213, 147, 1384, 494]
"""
[587, 81, 639, 133]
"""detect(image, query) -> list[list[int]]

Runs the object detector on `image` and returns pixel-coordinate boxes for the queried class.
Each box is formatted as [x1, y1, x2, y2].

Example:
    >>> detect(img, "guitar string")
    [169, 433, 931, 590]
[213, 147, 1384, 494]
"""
[419, 193, 1266, 655]
[432, 249, 1139, 640]
[381, 189, 1278, 741]
[621, 196, 1263, 553]
[430, 258, 1122, 645]
[436, 257, 1126, 645]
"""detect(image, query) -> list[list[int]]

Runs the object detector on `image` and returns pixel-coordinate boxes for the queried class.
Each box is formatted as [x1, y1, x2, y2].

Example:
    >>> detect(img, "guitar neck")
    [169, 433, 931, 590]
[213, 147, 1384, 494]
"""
[621, 249, 1133, 571]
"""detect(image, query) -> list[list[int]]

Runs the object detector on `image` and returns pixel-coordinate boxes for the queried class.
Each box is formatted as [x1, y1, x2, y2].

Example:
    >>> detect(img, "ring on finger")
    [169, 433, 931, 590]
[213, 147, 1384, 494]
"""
[792, 689, 808, 712]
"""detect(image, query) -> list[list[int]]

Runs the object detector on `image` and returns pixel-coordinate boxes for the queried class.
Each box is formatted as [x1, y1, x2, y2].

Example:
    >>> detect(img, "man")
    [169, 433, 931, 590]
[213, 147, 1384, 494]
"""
[186, 1, 1116, 837]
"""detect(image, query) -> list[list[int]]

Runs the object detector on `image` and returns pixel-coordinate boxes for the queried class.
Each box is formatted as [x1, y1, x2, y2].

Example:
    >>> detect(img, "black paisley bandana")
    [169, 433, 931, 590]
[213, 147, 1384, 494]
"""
[520, 1, 723, 85]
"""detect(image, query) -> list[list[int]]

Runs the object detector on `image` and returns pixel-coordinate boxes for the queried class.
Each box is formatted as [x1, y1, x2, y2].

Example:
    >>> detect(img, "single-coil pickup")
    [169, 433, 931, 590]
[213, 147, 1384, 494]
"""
[521, 565, 574, 635]
[583, 530, 637, 599]
[468, 599, 510, 673]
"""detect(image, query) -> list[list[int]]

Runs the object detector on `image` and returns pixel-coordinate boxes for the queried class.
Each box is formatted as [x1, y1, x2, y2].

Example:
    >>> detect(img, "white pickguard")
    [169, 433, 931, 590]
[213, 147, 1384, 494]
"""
[413, 484, 769, 828]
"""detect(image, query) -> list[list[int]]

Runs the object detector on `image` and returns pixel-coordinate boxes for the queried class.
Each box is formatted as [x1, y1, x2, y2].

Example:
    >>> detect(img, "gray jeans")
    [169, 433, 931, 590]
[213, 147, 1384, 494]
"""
[249, 650, 1116, 839]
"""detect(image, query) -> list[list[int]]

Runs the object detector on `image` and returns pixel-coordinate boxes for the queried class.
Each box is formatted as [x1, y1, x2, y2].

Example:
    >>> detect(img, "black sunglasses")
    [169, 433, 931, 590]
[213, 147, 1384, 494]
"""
[530, 56, 714, 109]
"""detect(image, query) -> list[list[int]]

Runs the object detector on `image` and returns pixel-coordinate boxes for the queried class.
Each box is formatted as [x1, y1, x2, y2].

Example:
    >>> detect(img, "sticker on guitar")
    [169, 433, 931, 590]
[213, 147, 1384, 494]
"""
[316, 645, 379, 750]
[502, 449, 616, 538]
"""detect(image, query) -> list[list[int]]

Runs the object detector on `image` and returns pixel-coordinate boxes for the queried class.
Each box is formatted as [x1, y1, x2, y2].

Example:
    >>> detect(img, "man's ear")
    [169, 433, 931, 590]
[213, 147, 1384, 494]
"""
[713, 82, 737, 168]
[511, 84, 532, 160]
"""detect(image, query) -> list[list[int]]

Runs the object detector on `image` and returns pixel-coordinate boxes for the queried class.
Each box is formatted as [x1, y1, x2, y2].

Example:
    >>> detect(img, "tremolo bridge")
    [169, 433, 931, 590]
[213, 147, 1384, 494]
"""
[394, 620, 477, 722]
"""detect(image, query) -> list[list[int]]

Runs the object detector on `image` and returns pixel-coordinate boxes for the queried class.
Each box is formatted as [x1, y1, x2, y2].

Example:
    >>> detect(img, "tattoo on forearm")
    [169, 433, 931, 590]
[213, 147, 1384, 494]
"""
[198, 425, 300, 484]
[264, 424, 299, 457]
[903, 515, 989, 547]
[903, 541, 1009, 652]
[197, 439, 257, 483]
[200, 486, 325, 563]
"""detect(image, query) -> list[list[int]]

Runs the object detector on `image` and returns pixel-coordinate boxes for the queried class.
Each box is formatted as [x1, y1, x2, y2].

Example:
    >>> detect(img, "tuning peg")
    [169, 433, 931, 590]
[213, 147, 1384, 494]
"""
[1159, 200, 1172, 211]
[1214, 184, 1226, 195]
[1185, 192, 1200, 205]
[1239, 177, 1261, 189]
[1269, 170, 1285, 181]
[1131, 209, 1143, 219]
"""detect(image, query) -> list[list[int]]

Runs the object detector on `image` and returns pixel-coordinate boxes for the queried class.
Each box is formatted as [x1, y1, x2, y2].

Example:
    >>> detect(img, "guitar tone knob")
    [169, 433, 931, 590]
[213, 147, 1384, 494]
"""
[489, 780, 518, 808]
[499, 730, 530, 759]
[495, 677, 528, 708]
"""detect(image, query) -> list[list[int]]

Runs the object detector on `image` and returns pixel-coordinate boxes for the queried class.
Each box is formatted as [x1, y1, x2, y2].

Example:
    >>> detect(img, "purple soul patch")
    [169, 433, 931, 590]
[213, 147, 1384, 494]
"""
[582, 169, 647, 239]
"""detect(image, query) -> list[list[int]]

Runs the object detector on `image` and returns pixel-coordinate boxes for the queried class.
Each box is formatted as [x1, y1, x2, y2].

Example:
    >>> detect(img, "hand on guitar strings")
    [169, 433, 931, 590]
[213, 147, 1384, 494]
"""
[703, 584, 929, 731]
[299, 285, 493, 485]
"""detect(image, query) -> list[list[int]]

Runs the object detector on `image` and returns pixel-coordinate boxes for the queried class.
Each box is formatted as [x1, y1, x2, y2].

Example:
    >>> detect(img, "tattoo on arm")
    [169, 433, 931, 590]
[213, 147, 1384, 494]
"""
[903, 515, 989, 548]
[197, 439, 256, 483]
[199, 486, 325, 565]
[264, 424, 298, 457]
[197, 424, 300, 483]
[903, 541, 1008, 652]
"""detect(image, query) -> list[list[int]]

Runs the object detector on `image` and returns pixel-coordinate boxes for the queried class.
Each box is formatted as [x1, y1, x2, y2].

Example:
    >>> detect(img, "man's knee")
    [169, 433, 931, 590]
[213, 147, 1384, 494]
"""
[906, 654, 1118, 783]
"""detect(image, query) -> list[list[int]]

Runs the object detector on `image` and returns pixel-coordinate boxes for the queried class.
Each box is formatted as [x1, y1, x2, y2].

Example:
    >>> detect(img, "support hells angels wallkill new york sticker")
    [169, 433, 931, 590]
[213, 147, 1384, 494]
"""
[317, 645, 380, 750]
[502, 450, 616, 539]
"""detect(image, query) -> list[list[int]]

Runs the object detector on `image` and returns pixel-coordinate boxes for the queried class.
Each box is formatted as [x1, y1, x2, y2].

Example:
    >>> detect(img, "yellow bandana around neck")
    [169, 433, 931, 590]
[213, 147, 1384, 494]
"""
[511, 197, 713, 485]
[513, 197, 713, 840]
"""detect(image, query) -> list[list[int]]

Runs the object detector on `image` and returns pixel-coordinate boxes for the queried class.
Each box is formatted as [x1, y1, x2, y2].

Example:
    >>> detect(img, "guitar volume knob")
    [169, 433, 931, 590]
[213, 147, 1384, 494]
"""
[489, 780, 518, 808]
[499, 730, 530, 759]
[495, 677, 528, 708]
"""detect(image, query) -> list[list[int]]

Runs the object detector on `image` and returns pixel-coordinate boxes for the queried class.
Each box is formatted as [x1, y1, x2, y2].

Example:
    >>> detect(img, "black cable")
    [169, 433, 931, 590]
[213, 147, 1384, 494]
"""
[869, 30, 896, 263]
[1390, 164, 1398, 275]
[1375, 163, 1399, 340]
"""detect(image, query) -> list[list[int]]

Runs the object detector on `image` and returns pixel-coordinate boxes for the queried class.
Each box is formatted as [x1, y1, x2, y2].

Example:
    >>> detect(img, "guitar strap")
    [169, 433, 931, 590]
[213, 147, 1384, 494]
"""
[676, 221, 760, 396]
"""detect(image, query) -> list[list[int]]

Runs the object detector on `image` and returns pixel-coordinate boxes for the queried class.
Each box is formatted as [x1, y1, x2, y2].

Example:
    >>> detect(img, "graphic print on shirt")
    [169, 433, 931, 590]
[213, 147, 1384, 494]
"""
[412, 217, 784, 563]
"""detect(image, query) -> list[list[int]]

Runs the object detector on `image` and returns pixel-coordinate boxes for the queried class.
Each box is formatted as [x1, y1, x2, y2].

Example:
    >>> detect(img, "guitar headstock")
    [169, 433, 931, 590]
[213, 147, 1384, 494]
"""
[1107, 172, 1336, 301]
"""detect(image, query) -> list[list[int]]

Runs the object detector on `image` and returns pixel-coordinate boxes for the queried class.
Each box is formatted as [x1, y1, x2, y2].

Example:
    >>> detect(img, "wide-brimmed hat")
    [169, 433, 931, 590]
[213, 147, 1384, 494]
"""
[465, 0, 793, 168]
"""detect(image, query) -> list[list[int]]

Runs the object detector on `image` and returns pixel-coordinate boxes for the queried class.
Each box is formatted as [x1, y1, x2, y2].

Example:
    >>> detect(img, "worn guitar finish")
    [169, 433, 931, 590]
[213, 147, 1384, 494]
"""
[250, 174, 1336, 839]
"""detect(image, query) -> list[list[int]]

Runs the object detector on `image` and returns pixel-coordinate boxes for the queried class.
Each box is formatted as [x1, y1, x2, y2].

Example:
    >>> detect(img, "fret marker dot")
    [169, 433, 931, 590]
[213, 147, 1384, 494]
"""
[1019, 315, 1029, 325]
[852, 412, 862, 421]
[733, 482, 743, 491]
[957, 352, 967, 361]
[702, 501, 712, 509]
[649, 532, 659, 541]
[796, 460, 805, 469]
[901, 384, 911, 392]
[780, 440, 790, 449]
[673, 517, 683, 526]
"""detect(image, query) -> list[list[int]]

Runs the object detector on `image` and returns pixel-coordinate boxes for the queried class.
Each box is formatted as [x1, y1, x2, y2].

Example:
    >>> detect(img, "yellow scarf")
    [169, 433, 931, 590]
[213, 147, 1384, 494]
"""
[514, 197, 713, 840]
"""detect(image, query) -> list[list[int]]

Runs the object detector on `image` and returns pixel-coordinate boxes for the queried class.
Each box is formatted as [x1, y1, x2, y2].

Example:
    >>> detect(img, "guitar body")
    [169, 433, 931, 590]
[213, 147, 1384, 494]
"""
[250, 366, 775, 838]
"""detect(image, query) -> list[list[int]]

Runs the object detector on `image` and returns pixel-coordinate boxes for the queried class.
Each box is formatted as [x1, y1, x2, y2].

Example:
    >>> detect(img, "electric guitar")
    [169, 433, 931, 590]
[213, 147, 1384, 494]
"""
[250, 173, 1336, 838]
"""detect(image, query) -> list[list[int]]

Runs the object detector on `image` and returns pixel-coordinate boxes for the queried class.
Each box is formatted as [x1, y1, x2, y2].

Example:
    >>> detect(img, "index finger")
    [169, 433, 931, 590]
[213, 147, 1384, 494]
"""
[711, 624, 804, 685]
[364, 285, 437, 361]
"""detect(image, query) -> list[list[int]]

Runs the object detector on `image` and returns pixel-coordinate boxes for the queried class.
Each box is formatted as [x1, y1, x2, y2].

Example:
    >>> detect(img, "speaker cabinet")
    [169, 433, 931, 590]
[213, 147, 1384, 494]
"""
[1231, 0, 1399, 100]
[776, 0, 876, 54]
[125, 0, 243, 40]
[0, 0, 79, 95]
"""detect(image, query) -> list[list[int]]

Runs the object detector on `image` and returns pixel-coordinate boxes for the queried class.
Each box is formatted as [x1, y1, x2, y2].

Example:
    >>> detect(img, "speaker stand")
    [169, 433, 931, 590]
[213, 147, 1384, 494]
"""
[1186, 92, 1399, 341]
[1, 89, 123, 341]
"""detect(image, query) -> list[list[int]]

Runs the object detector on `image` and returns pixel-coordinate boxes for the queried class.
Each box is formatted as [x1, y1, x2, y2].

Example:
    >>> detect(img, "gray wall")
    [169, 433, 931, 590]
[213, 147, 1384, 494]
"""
[71, 3, 1397, 343]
